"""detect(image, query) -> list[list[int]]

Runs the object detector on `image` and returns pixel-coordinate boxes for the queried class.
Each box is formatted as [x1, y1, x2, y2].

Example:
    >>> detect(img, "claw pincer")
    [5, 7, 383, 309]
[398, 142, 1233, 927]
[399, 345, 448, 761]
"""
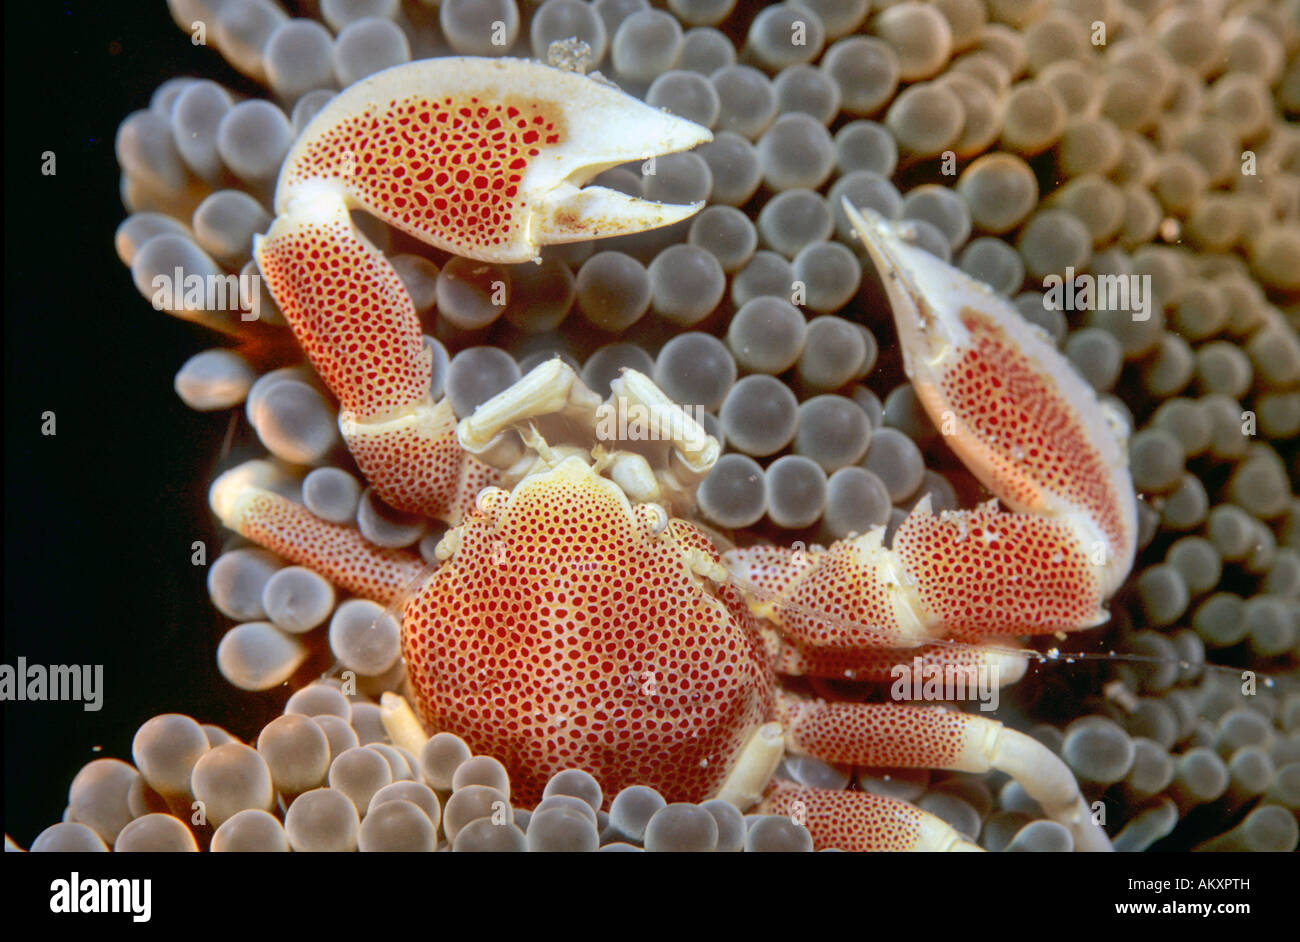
[846, 203, 1138, 601]
[211, 57, 1138, 852]
[251, 58, 712, 524]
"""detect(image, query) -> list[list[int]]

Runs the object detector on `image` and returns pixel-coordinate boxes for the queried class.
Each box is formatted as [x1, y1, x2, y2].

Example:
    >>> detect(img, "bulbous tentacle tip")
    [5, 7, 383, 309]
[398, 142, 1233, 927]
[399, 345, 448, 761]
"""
[275, 56, 712, 263]
[209, 459, 290, 527]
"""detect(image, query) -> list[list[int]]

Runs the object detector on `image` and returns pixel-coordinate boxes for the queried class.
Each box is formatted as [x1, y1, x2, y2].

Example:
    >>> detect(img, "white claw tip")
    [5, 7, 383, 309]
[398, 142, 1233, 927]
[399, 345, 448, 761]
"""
[841, 200, 884, 238]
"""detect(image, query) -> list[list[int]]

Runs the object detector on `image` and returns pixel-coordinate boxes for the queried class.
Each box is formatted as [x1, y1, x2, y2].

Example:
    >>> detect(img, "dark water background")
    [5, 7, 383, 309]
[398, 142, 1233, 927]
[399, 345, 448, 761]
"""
[3, 0, 280, 847]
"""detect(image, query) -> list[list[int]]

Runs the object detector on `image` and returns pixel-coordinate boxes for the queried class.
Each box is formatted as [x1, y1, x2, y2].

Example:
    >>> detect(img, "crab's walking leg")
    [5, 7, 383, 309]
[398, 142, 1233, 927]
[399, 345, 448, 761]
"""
[775, 692, 1112, 851]
[211, 461, 425, 607]
[759, 781, 982, 852]
[760, 627, 1028, 685]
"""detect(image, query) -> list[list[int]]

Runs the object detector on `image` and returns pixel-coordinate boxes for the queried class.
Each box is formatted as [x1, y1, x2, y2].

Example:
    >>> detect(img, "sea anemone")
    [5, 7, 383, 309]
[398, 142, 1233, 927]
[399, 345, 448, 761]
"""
[6, 0, 1299, 854]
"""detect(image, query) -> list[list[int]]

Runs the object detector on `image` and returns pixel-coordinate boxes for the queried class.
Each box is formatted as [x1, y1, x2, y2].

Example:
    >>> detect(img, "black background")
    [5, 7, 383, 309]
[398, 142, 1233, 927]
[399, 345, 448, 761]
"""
[3, 0, 278, 846]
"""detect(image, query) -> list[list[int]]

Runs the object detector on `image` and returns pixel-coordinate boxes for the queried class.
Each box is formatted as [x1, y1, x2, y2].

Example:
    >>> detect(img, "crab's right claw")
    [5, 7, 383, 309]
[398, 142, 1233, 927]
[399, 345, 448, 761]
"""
[276, 56, 712, 263]
[251, 58, 713, 523]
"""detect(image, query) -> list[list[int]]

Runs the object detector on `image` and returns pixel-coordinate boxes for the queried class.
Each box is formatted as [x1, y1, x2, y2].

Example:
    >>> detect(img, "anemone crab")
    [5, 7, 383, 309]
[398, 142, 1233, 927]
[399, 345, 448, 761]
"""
[209, 57, 1137, 851]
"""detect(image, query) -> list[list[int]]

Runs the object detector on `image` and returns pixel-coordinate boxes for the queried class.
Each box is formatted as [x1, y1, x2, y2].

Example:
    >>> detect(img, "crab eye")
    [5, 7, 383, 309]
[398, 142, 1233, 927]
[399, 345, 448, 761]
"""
[641, 503, 668, 535]
[475, 487, 509, 516]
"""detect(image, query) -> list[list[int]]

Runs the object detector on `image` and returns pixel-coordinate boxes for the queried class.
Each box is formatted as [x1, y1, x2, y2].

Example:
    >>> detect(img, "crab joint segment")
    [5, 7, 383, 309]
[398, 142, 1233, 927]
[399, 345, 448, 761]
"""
[253, 184, 496, 524]
[845, 201, 1137, 600]
[256, 182, 432, 423]
[608, 369, 720, 479]
[275, 57, 713, 263]
[760, 782, 983, 851]
[457, 357, 603, 454]
[210, 461, 426, 606]
[725, 529, 932, 650]
[775, 693, 1112, 851]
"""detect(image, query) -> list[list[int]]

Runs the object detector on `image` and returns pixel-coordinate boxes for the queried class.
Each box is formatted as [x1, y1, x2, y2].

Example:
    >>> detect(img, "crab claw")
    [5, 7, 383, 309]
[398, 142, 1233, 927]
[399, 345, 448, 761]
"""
[276, 57, 712, 262]
[844, 202, 1138, 598]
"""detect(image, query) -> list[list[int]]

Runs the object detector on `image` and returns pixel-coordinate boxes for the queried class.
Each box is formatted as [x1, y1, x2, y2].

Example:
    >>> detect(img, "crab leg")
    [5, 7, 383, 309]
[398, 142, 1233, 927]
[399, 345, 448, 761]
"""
[210, 461, 426, 607]
[255, 185, 493, 524]
[760, 627, 1027, 685]
[252, 59, 711, 523]
[775, 692, 1112, 851]
[759, 781, 982, 852]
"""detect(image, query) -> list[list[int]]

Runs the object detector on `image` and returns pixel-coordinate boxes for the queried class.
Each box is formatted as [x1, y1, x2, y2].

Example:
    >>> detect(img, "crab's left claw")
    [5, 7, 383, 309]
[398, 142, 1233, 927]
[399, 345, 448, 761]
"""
[845, 201, 1138, 602]
[276, 56, 712, 263]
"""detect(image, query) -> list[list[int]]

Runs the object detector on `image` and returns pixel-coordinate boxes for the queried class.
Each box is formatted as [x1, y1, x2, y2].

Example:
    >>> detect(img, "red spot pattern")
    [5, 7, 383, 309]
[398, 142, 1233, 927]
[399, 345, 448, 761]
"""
[402, 471, 771, 807]
[286, 95, 565, 256]
[777, 696, 967, 769]
[726, 543, 910, 650]
[666, 519, 721, 562]
[346, 414, 499, 525]
[943, 310, 1127, 555]
[763, 629, 1000, 683]
[894, 504, 1102, 637]
[257, 216, 431, 419]
[760, 781, 930, 851]
[237, 490, 426, 605]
